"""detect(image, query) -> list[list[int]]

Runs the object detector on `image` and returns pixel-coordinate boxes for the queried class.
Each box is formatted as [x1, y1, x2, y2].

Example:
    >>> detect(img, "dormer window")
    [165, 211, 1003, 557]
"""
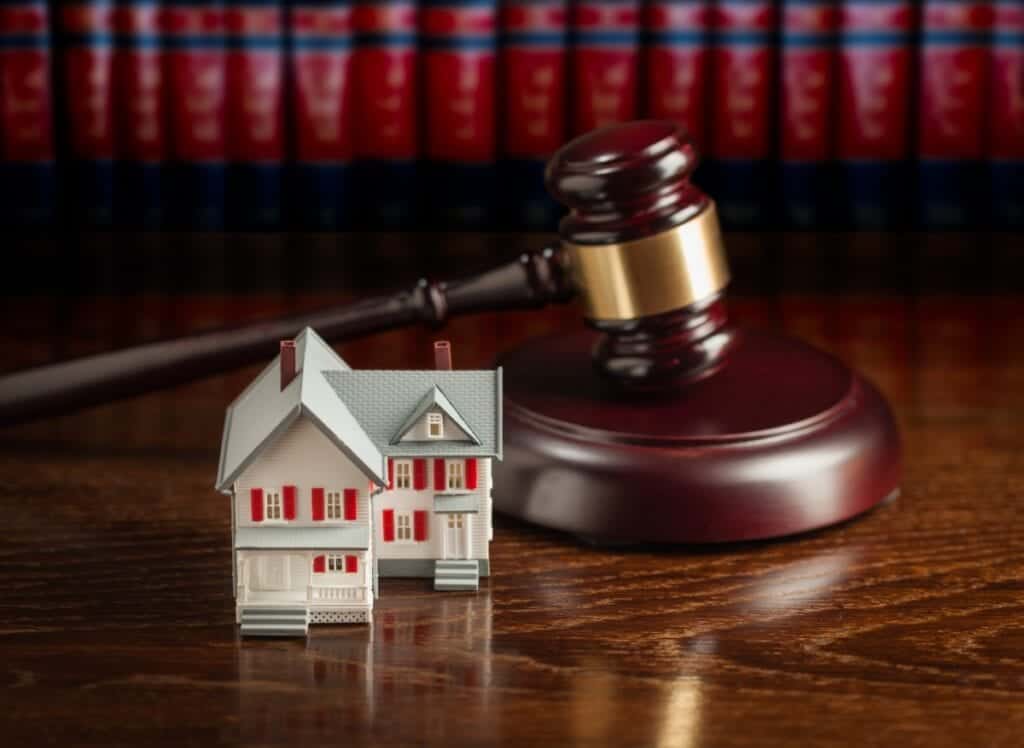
[427, 413, 444, 438]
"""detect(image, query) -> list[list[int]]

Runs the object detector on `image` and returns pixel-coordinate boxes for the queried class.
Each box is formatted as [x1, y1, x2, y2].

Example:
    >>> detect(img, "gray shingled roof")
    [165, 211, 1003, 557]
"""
[322, 368, 502, 459]
[216, 328, 502, 494]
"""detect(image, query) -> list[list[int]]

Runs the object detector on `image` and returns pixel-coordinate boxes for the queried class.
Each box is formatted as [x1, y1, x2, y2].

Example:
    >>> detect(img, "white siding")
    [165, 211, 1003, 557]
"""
[235, 416, 372, 530]
[375, 457, 492, 561]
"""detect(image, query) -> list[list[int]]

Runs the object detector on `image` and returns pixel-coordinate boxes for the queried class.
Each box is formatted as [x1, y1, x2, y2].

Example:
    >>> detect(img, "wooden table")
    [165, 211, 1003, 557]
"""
[2, 236, 1023, 746]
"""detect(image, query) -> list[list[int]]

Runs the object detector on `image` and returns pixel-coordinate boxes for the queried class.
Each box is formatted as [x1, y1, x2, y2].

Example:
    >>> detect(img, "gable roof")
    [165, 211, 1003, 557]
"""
[323, 368, 502, 459]
[216, 328, 503, 493]
[215, 328, 386, 492]
[390, 385, 481, 445]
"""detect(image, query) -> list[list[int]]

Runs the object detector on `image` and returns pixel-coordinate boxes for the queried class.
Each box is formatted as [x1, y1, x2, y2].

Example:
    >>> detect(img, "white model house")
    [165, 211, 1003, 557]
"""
[215, 327, 502, 636]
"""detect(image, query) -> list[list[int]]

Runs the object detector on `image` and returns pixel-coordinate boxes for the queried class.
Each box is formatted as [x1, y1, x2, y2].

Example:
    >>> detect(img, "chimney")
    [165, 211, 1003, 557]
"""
[434, 340, 452, 371]
[280, 340, 297, 390]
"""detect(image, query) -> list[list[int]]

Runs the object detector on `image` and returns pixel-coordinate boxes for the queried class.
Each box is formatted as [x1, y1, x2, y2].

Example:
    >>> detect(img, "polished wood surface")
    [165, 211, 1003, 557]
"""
[2, 247, 1023, 746]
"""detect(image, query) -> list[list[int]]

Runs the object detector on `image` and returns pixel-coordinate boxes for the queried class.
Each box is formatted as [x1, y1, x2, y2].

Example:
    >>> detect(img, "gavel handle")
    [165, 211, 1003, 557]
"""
[0, 246, 574, 427]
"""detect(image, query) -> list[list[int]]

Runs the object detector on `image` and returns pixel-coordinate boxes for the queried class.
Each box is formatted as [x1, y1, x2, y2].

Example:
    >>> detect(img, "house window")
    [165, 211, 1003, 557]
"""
[447, 514, 464, 530]
[447, 461, 464, 490]
[427, 413, 443, 438]
[265, 491, 283, 521]
[395, 460, 412, 489]
[396, 511, 413, 541]
[327, 553, 345, 572]
[326, 491, 343, 520]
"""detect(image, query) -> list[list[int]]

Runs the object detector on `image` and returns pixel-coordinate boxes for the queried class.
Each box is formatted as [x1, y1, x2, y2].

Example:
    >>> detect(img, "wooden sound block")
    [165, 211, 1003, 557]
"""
[492, 327, 901, 544]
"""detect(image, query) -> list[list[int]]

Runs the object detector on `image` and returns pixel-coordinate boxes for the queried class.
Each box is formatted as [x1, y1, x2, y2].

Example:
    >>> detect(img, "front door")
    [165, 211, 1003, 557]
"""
[258, 555, 290, 590]
[444, 513, 469, 559]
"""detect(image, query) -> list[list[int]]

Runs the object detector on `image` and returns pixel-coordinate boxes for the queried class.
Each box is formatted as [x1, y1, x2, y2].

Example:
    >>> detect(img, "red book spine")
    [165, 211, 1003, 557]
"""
[112, 1, 165, 228]
[502, 1, 567, 158]
[779, 1, 837, 227]
[643, 0, 710, 150]
[707, 0, 775, 227]
[353, 0, 418, 228]
[0, 1, 56, 227]
[354, 1, 417, 163]
[225, 1, 284, 229]
[837, 1, 913, 227]
[500, 0, 567, 228]
[59, 1, 116, 227]
[421, 0, 498, 227]
[164, 1, 228, 229]
[290, 2, 355, 229]
[570, 0, 639, 136]
[989, 0, 1024, 226]
[916, 1, 992, 228]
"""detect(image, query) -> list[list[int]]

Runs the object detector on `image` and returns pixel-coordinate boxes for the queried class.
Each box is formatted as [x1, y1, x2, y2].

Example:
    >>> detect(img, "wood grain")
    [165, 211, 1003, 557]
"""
[1, 284, 1023, 747]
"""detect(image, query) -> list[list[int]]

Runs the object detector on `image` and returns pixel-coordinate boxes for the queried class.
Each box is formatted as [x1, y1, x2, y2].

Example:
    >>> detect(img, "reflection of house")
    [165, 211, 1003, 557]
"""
[237, 631, 376, 739]
[216, 328, 501, 636]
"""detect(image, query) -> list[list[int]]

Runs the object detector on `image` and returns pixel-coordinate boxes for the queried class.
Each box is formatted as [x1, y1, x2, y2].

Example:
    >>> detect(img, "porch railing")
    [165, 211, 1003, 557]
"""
[308, 585, 365, 603]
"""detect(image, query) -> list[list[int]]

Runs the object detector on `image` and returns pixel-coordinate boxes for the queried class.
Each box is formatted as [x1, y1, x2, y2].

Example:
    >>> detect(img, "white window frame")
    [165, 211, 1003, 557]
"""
[395, 460, 412, 489]
[395, 510, 413, 542]
[327, 552, 346, 573]
[264, 490, 284, 522]
[447, 461, 464, 490]
[427, 412, 444, 439]
[446, 513, 464, 530]
[326, 491, 343, 520]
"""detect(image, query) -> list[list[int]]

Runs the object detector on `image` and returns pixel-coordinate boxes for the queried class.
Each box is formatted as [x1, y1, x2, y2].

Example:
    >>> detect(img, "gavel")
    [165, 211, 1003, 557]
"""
[0, 122, 901, 543]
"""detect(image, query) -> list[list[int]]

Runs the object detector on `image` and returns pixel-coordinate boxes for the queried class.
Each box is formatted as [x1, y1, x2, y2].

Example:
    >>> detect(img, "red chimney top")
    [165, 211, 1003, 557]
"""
[434, 340, 452, 371]
[280, 340, 297, 390]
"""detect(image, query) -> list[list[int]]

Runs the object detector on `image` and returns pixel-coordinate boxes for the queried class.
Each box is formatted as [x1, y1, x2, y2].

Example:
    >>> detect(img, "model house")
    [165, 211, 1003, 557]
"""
[215, 327, 502, 636]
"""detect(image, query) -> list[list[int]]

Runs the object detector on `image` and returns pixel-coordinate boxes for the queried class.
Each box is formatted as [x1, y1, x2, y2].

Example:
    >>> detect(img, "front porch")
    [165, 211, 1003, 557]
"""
[235, 543, 373, 632]
[236, 584, 373, 634]
[237, 582, 371, 607]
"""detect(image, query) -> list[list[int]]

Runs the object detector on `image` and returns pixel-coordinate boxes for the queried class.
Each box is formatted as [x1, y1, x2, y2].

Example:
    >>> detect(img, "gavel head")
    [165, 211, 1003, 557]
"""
[545, 120, 735, 390]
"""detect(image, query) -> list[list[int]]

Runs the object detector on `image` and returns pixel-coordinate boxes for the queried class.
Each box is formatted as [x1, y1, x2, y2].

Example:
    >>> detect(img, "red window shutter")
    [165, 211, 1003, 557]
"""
[311, 487, 325, 521]
[382, 509, 395, 541]
[344, 488, 357, 520]
[413, 458, 427, 490]
[387, 458, 394, 490]
[313, 555, 325, 573]
[345, 555, 357, 573]
[434, 458, 446, 490]
[414, 510, 427, 541]
[250, 488, 264, 522]
[283, 485, 297, 520]
[465, 458, 478, 489]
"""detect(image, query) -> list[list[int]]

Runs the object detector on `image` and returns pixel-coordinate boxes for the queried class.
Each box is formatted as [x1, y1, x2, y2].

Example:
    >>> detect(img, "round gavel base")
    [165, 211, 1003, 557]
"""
[493, 328, 901, 544]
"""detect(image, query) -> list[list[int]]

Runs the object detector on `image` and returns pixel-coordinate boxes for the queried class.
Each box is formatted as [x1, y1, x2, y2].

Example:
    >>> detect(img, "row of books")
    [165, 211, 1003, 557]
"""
[1, 0, 1022, 232]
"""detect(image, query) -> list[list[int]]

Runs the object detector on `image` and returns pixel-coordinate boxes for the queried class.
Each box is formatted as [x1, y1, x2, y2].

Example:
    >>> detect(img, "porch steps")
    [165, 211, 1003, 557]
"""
[239, 606, 309, 637]
[434, 560, 480, 592]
